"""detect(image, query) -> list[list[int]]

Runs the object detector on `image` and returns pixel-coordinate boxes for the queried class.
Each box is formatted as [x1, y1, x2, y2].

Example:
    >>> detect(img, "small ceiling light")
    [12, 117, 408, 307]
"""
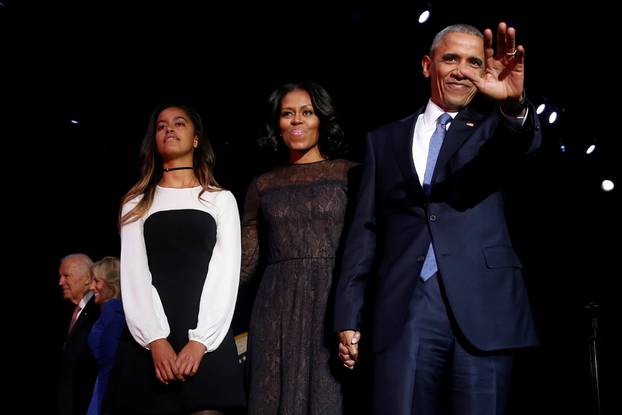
[601, 179, 614, 192]
[418, 10, 431, 23]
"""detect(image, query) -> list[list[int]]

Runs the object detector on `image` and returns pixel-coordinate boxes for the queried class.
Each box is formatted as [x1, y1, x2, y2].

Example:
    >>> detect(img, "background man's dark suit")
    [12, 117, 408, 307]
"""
[59, 295, 100, 415]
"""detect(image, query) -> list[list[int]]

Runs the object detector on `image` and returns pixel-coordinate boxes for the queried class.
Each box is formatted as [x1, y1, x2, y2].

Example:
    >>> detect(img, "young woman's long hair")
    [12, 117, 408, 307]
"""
[119, 104, 220, 226]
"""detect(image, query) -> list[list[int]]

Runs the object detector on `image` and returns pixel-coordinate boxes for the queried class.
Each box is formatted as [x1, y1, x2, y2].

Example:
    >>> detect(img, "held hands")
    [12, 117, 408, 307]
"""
[149, 338, 206, 384]
[176, 340, 207, 379]
[463, 22, 526, 112]
[338, 330, 361, 369]
[150, 338, 182, 384]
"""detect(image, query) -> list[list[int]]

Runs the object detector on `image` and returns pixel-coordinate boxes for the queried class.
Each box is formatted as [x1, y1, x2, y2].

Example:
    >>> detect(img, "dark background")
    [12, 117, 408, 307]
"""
[2, 1, 617, 413]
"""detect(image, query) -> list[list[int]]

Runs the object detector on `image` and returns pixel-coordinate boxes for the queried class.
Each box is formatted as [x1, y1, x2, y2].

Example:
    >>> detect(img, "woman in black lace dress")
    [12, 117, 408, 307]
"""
[241, 82, 359, 414]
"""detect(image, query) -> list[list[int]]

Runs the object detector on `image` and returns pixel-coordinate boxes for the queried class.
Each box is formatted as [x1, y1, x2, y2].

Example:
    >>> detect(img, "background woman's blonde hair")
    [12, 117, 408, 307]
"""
[91, 256, 121, 299]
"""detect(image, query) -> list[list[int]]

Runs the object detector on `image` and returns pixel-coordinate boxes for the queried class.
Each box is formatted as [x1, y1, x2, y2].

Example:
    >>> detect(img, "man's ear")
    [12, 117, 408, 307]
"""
[422, 55, 431, 78]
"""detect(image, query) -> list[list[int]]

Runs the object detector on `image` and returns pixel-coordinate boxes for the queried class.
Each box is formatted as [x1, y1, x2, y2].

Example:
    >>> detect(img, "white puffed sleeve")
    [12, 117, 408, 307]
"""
[120, 197, 170, 348]
[188, 190, 241, 352]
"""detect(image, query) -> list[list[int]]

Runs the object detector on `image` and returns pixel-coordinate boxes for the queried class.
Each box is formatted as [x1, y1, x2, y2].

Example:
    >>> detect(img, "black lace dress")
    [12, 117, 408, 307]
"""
[241, 159, 359, 415]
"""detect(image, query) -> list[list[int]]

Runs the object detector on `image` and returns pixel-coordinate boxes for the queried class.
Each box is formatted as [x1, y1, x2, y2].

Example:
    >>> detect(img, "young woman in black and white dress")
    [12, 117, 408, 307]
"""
[111, 104, 245, 415]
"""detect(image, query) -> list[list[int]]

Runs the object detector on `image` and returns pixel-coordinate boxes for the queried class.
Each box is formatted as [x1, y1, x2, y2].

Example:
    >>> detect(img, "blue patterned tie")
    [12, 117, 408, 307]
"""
[420, 112, 451, 281]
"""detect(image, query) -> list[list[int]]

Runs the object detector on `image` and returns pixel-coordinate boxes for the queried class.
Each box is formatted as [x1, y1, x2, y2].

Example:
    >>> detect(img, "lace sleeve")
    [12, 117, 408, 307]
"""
[240, 178, 261, 284]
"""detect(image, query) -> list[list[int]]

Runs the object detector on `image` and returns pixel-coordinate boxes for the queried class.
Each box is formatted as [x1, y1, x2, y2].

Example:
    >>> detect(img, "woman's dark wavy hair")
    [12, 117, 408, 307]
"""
[119, 103, 220, 226]
[258, 82, 347, 160]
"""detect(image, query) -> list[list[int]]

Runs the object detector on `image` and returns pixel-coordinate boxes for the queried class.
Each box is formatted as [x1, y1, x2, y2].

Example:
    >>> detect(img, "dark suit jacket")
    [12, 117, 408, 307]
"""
[59, 295, 100, 415]
[334, 99, 541, 353]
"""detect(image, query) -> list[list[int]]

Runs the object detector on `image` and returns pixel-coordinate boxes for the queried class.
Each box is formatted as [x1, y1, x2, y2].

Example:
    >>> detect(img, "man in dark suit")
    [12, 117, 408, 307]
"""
[58, 253, 100, 415]
[334, 22, 540, 414]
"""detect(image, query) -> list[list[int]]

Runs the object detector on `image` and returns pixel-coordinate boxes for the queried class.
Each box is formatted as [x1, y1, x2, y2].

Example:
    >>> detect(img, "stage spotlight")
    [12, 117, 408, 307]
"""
[586, 144, 596, 155]
[535, 99, 563, 126]
[418, 9, 431, 23]
[69, 119, 79, 125]
[601, 179, 614, 192]
[560, 144, 566, 153]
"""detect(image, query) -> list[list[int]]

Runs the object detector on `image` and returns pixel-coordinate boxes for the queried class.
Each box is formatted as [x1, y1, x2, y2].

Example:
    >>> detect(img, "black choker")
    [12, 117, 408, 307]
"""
[163, 166, 193, 172]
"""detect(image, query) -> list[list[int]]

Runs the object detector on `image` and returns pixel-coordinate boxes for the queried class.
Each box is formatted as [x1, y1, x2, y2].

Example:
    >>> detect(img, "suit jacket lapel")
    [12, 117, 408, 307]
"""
[67, 296, 96, 340]
[391, 111, 424, 194]
[433, 105, 486, 183]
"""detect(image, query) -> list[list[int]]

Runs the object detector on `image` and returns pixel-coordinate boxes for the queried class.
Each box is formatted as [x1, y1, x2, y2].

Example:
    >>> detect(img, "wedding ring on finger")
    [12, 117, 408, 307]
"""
[506, 49, 517, 57]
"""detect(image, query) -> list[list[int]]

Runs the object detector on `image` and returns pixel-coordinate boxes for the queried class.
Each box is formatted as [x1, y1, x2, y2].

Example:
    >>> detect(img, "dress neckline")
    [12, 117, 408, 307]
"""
[156, 184, 202, 190]
[289, 158, 331, 166]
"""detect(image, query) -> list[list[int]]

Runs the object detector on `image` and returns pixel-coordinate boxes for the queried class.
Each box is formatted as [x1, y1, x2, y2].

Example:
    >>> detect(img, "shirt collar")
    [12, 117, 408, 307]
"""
[79, 290, 94, 309]
[423, 99, 458, 128]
